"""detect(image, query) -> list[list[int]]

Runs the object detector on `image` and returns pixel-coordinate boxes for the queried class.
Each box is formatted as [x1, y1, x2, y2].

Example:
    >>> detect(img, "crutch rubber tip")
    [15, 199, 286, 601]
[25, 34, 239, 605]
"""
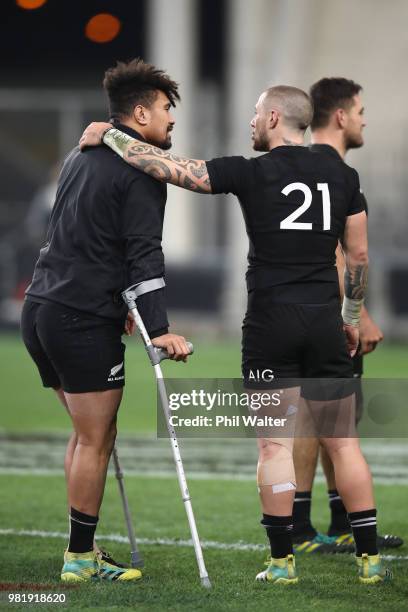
[131, 553, 144, 568]
[201, 576, 212, 589]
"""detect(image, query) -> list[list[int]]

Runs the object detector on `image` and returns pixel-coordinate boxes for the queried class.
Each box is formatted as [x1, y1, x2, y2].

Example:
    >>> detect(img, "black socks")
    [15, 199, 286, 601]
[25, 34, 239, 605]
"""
[261, 514, 293, 559]
[68, 507, 98, 553]
[328, 489, 350, 535]
[292, 491, 317, 538]
[349, 509, 378, 556]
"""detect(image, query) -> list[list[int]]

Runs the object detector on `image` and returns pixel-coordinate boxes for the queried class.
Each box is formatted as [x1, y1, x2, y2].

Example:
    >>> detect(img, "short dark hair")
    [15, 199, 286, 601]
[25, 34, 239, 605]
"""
[103, 57, 180, 121]
[309, 77, 362, 129]
[264, 85, 313, 132]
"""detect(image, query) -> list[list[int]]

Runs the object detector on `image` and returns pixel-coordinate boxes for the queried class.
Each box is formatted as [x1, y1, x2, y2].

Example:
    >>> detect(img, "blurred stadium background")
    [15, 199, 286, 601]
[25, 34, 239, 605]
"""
[1, 1, 407, 608]
[2, 0, 408, 337]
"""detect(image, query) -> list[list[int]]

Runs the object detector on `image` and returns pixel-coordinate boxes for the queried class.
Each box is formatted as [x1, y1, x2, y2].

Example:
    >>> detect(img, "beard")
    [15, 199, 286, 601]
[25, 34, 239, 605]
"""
[345, 132, 364, 150]
[161, 134, 172, 150]
[252, 128, 270, 152]
[149, 130, 173, 150]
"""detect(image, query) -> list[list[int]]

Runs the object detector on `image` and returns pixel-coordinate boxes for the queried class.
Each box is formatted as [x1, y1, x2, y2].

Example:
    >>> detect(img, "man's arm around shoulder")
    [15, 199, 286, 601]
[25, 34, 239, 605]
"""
[80, 123, 212, 194]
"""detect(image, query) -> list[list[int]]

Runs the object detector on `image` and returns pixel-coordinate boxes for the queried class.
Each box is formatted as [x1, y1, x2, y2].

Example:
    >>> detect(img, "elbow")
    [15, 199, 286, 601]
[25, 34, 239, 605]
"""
[358, 251, 369, 266]
[350, 249, 369, 267]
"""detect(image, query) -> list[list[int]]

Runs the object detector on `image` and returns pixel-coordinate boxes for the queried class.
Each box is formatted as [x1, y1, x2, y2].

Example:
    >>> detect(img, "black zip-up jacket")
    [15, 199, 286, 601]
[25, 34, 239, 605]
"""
[26, 124, 168, 337]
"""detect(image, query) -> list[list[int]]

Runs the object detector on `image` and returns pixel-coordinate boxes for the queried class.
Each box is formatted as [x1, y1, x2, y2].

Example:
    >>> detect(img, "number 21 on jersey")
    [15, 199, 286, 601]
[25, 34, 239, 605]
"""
[280, 182, 331, 231]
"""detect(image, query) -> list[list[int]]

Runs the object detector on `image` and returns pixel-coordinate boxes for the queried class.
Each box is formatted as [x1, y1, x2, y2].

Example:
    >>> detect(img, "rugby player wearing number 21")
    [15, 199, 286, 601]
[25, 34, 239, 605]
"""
[80, 85, 391, 585]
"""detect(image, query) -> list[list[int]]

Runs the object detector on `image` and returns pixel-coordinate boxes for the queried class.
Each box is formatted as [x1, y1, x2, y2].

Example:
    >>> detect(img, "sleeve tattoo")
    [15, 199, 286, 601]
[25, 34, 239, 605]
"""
[344, 264, 368, 301]
[103, 129, 212, 193]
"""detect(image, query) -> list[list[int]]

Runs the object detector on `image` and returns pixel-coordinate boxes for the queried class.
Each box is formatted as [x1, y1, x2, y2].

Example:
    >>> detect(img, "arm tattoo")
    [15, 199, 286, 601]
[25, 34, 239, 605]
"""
[103, 129, 212, 193]
[344, 264, 368, 300]
[103, 129, 135, 157]
[127, 144, 211, 193]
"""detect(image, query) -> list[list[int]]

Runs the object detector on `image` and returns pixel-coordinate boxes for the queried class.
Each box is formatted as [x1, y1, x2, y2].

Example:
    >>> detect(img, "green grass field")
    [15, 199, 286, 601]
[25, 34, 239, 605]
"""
[1, 476, 407, 611]
[0, 334, 407, 611]
[1, 333, 407, 434]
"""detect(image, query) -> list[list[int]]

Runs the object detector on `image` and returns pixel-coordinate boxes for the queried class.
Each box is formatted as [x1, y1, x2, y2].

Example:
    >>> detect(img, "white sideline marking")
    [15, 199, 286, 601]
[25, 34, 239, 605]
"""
[0, 528, 407, 561]
[1, 467, 408, 486]
[0, 528, 264, 552]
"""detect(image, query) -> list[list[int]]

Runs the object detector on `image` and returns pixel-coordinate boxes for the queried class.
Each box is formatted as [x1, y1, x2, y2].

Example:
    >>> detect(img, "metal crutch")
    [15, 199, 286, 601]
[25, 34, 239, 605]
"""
[113, 341, 196, 570]
[113, 318, 185, 569]
[112, 342, 193, 569]
[122, 278, 212, 589]
[112, 445, 144, 568]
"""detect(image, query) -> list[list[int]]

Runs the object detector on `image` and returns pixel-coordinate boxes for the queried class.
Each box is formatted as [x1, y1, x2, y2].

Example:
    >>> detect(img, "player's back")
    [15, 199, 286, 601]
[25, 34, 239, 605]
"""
[208, 146, 364, 303]
[26, 145, 166, 319]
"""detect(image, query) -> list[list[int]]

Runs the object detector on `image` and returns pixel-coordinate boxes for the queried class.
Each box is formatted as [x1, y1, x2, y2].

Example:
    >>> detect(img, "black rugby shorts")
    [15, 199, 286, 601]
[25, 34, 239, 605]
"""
[242, 289, 354, 393]
[21, 300, 126, 393]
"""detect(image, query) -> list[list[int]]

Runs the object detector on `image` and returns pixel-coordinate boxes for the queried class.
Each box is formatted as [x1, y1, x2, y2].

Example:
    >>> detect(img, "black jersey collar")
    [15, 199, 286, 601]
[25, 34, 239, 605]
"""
[111, 122, 147, 142]
[309, 143, 343, 161]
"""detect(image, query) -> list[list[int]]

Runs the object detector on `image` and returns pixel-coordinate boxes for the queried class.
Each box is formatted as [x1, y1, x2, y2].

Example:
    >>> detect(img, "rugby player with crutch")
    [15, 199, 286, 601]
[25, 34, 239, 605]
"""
[21, 58, 192, 583]
[80, 85, 392, 585]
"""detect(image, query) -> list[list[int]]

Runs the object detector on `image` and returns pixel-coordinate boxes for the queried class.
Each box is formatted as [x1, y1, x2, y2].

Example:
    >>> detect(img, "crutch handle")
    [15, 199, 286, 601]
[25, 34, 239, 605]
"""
[153, 341, 194, 363]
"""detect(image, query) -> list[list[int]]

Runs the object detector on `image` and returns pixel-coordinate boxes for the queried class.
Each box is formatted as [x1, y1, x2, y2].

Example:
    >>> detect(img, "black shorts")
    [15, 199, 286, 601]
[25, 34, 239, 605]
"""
[242, 289, 353, 390]
[21, 300, 126, 393]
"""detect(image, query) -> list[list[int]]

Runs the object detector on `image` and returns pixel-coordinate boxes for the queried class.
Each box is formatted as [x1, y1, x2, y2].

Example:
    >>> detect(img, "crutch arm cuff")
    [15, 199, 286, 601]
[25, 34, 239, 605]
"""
[123, 281, 169, 337]
[123, 277, 166, 303]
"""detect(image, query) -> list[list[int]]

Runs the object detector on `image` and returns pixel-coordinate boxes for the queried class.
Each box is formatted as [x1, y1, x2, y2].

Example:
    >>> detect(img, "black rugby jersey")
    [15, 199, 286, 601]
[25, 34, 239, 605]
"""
[207, 145, 365, 303]
[309, 144, 368, 214]
[26, 125, 169, 336]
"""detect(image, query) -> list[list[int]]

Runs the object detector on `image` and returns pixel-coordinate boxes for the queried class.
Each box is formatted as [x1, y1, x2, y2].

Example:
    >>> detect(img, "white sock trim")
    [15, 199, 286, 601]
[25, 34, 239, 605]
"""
[69, 515, 98, 527]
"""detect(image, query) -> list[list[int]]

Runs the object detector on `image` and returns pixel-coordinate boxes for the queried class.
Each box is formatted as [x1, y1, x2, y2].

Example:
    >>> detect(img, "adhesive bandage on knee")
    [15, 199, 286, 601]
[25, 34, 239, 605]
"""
[257, 442, 296, 493]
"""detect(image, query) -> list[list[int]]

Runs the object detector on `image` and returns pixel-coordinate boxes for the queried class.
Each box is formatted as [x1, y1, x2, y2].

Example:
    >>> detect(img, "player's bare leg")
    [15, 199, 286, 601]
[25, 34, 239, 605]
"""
[292, 437, 320, 542]
[320, 430, 390, 581]
[321, 437, 374, 512]
[320, 444, 348, 531]
[60, 388, 141, 582]
[321, 431, 403, 549]
[64, 432, 78, 483]
[320, 435, 392, 582]
[291, 413, 354, 553]
[293, 437, 319, 492]
[291, 391, 360, 554]
[320, 445, 335, 490]
[253, 388, 299, 584]
[307, 393, 373, 512]
[255, 436, 298, 584]
[257, 438, 296, 516]
[320, 444, 352, 537]
[53, 388, 77, 496]
[53, 388, 107, 559]
[256, 387, 299, 515]
[302, 391, 391, 581]
[320, 446, 336, 489]
[65, 389, 122, 516]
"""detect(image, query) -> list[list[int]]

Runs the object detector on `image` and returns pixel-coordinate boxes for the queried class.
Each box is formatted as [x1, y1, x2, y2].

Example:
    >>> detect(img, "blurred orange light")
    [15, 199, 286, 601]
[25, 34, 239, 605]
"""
[16, 0, 47, 9]
[85, 13, 121, 44]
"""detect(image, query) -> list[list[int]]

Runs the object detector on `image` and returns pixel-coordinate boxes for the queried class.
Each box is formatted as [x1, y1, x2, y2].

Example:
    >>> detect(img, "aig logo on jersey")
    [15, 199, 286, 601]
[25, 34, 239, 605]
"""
[248, 369, 274, 382]
[108, 362, 124, 382]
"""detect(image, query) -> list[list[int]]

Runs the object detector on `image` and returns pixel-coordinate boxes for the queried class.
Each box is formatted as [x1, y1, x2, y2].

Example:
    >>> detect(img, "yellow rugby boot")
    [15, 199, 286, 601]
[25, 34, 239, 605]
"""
[356, 553, 393, 584]
[97, 550, 142, 581]
[61, 551, 99, 582]
[256, 554, 298, 584]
